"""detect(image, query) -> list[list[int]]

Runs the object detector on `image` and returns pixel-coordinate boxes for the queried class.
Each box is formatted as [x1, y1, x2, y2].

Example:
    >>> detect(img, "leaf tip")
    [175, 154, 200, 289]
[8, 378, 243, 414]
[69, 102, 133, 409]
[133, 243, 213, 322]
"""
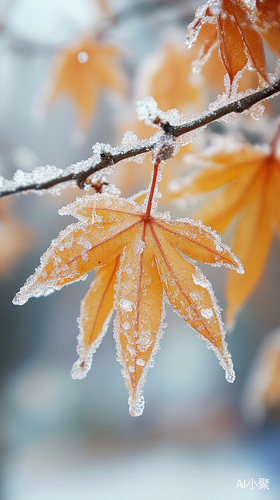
[12, 291, 27, 306]
[225, 366, 236, 383]
[236, 258, 244, 275]
[128, 393, 145, 417]
[71, 356, 92, 380]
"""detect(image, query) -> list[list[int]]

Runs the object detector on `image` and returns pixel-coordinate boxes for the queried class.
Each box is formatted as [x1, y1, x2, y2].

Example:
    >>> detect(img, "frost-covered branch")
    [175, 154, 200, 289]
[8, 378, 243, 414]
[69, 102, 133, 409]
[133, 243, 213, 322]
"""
[1, 79, 279, 198]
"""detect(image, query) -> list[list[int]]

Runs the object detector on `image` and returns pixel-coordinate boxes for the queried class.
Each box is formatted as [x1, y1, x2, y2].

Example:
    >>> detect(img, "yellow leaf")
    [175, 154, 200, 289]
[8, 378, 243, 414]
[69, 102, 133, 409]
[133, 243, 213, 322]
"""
[48, 37, 127, 129]
[192, 23, 259, 94]
[97, 0, 110, 15]
[72, 256, 119, 378]
[14, 189, 242, 416]
[226, 189, 273, 328]
[255, 0, 280, 58]
[147, 41, 204, 113]
[170, 139, 280, 326]
[152, 227, 236, 379]
[186, 0, 269, 86]
[271, 166, 280, 237]
[114, 228, 164, 416]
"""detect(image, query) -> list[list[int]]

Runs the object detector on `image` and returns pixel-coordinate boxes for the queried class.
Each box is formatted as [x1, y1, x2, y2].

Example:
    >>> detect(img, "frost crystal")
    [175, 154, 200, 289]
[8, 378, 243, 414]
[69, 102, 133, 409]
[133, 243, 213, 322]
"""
[136, 96, 159, 124]
[119, 298, 134, 312]
[119, 131, 149, 164]
[0, 154, 101, 196]
[72, 311, 114, 381]
[201, 308, 213, 319]
[183, 3, 209, 49]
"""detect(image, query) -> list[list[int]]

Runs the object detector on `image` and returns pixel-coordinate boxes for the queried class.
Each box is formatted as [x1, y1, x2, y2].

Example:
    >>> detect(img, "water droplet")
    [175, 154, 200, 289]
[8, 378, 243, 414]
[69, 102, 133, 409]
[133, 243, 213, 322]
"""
[77, 51, 89, 63]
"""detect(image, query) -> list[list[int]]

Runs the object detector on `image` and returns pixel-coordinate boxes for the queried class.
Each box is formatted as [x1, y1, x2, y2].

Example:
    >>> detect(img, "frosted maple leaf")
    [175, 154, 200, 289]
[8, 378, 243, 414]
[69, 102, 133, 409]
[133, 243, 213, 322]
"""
[167, 129, 280, 327]
[185, 0, 277, 86]
[13, 176, 243, 416]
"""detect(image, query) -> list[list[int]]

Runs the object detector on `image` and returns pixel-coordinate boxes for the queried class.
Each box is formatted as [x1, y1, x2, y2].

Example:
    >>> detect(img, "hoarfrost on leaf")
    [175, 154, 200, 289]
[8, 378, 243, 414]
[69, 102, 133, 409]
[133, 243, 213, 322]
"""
[13, 191, 242, 415]
[119, 298, 134, 312]
[201, 307, 213, 319]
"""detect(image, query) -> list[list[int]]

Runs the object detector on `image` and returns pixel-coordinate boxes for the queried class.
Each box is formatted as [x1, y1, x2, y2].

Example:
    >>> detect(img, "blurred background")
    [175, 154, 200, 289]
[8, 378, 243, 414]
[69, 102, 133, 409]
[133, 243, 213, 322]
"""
[1, 0, 280, 498]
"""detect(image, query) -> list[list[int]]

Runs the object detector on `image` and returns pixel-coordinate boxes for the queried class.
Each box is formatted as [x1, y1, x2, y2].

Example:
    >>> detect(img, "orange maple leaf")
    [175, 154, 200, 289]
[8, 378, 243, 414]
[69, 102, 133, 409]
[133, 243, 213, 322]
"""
[97, 0, 110, 15]
[168, 133, 280, 328]
[185, 0, 269, 86]
[139, 38, 205, 113]
[255, 0, 280, 58]
[13, 154, 243, 416]
[47, 37, 127, 130]
[196, 23, 260, 94]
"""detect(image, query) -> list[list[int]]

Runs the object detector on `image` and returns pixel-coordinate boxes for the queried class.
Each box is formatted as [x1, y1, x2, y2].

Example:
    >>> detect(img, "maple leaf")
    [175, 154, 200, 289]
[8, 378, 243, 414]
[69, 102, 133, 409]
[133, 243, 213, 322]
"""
[185, 0, 269, 86]
[97, 0, 110, 15]
[255, 0, 280, 58]
[47, 37, 127, 130]
[196, 24, 260, 94]
[13, 152, 243, 416]
[139, 37, 205, 113]
[168, 133, 280, 328]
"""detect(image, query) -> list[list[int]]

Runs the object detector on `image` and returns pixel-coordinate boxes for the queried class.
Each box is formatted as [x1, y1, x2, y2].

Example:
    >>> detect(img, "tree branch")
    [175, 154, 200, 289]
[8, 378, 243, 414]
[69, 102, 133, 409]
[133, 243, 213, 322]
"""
[1, 80, 279, 198]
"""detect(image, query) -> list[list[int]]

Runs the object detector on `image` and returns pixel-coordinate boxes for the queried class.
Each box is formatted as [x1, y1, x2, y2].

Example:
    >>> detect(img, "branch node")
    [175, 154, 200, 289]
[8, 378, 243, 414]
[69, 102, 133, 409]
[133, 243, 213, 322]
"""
[100, 152, 115, 166]
[162, 121, 176, 136]
[235, 100, 247, 113]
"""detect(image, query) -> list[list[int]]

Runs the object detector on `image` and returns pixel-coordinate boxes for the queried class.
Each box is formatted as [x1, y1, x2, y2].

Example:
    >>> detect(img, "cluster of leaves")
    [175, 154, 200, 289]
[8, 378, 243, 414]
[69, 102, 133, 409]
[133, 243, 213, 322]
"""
[186, 0, 280, 85]
[2, 0, 280, 417]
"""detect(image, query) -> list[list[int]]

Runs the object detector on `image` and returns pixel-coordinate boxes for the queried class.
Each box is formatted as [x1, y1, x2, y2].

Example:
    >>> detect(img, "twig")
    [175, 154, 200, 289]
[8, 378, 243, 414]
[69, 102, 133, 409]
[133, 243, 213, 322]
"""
[1, 80, 280, 198]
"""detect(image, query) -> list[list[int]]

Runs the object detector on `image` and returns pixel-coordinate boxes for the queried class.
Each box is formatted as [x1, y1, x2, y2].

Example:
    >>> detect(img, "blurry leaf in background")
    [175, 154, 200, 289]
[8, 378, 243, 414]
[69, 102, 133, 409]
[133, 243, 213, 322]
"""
[255, 0, 280, 58]
[46, 37, 127, 130]
[136, 32, 205, 114]
[13, 192, 243, 416]
[243, 329, 280, 423]
[185, 0, 270, 87]
[140, 38, 205, 113]
[0, 199, 34, 278]
[167, 136, 280, 328]
[97, 0, 110, 15]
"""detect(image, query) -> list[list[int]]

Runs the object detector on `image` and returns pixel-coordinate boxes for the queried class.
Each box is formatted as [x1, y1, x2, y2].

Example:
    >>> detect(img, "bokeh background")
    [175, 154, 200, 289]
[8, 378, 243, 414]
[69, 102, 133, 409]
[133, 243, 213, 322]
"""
[1, 0, 280, 499]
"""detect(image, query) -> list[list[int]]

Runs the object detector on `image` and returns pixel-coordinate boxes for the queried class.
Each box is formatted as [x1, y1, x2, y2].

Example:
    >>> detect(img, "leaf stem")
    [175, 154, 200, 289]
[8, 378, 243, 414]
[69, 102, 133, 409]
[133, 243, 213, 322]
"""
[145, 156, 160, 217]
